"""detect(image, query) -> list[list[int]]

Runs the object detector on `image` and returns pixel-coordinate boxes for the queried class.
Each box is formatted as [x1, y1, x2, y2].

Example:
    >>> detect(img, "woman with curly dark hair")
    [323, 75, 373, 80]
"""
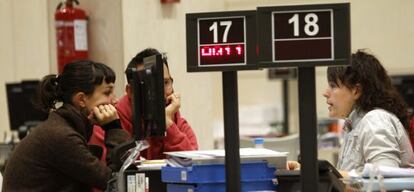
[323, 50, 414, 172]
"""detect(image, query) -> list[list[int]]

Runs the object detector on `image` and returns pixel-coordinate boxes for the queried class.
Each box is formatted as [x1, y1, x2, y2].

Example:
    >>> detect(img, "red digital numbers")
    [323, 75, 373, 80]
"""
[201, 45, 243, 57]
[199, 44, 244, 65]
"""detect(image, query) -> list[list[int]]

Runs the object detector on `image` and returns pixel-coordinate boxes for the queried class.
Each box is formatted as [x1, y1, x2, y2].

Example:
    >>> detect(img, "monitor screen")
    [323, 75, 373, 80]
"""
[6, 80, 48, 130]
[127, 54, 166, 140]
[392, 75, 414, 116]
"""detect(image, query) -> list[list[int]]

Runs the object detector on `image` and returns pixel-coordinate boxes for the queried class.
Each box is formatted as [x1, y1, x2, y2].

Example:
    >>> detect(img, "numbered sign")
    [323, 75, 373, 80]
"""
[186, 11, 257, 72]
[274, 10, 333, 61]
[199, 17, 245, 66]
[257, 3, 350, 68]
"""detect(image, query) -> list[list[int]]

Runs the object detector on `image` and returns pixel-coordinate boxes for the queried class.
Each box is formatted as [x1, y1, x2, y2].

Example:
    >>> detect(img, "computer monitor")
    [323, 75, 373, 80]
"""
[392, 75, 414, 116]
[5, 80, 48, 131]
[127, 54, 166, 140]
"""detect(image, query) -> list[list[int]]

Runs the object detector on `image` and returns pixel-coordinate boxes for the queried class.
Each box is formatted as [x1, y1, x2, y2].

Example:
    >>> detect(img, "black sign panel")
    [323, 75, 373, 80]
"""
[257, 3, 350, 68]
[186, 11, 257, 72]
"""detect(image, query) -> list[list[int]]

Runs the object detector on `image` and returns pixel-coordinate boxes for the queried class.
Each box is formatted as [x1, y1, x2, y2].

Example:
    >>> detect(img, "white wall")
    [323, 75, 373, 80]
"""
[0, 0, 125, 139]
[223, 0, 414, 132]
[121, 0, 227, 150]
[47, 0, 125, 96]
[1, 0, 414, 150]
[0, 0, 50, 135]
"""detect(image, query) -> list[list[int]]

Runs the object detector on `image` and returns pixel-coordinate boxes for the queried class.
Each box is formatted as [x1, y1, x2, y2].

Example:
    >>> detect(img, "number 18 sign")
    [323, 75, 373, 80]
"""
[186, 11, 257, 72]
[257, 3, 350, 68]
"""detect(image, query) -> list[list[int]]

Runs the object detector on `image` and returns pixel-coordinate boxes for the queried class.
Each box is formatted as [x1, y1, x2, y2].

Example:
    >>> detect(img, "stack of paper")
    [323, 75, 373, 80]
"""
[164, 148, 287, 169]
[135, 159, 167, 171]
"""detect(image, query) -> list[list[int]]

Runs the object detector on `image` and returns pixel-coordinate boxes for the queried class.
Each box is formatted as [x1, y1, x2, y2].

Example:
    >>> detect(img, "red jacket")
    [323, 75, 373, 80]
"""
[89, 95, 198, 160]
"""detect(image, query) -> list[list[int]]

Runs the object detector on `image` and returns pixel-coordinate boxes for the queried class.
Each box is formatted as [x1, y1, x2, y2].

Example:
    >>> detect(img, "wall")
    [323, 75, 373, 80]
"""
[120, 0, 414, 149]
[222, 0, 414, 133]
[1, 0, 414, 150]
[0, 0, 124, 140]
[0, 0, 50, 137]
[121, 0, 226, 150]
[47, 0, 125, 97]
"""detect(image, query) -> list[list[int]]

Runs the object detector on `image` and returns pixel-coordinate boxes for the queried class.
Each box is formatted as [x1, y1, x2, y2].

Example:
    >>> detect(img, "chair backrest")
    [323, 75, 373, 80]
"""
[240, 133, 300, 161]
[0, 171, 3, 191]
[411, 116, 414, 151]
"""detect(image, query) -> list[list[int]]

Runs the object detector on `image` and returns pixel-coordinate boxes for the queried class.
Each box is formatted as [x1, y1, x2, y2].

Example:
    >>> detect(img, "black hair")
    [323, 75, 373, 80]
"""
[327, 50, 411, 135]
[37, 60, 116, 112]
[125, 48, 168, 83]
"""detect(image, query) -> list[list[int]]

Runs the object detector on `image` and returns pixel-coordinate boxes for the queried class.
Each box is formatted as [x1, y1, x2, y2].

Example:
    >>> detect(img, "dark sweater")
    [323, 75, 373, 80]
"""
[2, 104, 130, 192]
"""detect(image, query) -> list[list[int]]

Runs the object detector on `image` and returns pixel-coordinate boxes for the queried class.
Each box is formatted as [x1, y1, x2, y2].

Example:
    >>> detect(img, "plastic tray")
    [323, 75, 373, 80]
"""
[167, 180, 276, 192]
[162, 161, 276, 183]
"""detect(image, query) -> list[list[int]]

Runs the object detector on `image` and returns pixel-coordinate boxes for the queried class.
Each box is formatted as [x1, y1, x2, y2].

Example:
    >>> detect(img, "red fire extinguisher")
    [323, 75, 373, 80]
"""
[55, 0, 88, 74]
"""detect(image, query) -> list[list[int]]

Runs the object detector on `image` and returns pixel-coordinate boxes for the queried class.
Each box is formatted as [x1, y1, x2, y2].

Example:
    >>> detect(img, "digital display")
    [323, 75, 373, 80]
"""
[198, 17, 246, 66]
[273, 10, 333, 62]
[199, 44, 244, 65]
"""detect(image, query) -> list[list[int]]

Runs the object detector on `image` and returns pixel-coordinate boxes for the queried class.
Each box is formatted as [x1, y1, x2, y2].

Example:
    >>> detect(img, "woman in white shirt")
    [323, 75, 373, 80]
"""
[323, 50, 414, 172]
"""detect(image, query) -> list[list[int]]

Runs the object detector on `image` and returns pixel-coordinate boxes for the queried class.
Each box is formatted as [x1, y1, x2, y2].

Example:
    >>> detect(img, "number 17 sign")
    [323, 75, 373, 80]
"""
[198, 17, 245, 65]
[257, 3, 350, 68]
[186, 10, 257, 72]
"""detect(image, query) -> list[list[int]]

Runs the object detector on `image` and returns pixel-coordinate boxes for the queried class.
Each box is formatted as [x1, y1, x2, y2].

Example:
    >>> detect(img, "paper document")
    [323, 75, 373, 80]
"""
[164, 148, 287, 169]
[361, 163, 414, 178]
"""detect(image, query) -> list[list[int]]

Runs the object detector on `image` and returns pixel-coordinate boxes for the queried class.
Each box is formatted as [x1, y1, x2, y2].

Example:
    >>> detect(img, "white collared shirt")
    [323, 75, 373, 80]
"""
[337, 109, 414, 172]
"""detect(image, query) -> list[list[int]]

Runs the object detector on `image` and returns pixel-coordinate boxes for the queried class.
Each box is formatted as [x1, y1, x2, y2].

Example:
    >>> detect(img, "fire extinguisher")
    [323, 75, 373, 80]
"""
[55, 0, 88, 74]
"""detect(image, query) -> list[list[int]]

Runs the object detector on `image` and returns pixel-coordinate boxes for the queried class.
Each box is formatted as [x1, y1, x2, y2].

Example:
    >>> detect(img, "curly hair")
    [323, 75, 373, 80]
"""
[327, 50, 411, 135]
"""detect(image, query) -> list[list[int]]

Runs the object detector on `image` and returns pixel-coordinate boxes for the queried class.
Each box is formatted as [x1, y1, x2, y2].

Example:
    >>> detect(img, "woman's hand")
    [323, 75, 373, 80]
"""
[91, 104, 119, 126]
[287, 161, 301, 170]
[165, 92, 181, 127]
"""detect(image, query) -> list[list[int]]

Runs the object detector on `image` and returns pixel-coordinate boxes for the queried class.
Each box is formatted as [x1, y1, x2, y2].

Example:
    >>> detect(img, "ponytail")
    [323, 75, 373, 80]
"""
[37, 74, 62, 112]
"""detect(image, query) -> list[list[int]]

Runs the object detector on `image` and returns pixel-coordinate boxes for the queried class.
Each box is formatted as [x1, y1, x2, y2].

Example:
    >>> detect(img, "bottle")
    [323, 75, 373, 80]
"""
[254, 137, 264, 148]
